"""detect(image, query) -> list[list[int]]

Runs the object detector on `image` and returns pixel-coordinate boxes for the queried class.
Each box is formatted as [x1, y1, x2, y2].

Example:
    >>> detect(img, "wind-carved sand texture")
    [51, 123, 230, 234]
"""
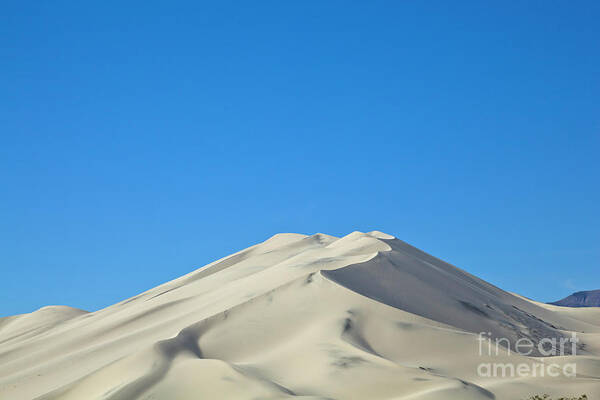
[1, 231, 599, 399]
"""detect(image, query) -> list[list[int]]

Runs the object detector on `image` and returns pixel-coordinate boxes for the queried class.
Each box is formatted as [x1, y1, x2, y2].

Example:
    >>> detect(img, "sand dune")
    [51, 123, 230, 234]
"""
[1, 231, 598, 399]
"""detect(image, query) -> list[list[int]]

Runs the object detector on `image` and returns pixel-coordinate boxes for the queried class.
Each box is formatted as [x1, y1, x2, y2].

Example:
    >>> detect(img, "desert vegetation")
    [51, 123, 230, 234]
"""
[525, 395, 588, 400]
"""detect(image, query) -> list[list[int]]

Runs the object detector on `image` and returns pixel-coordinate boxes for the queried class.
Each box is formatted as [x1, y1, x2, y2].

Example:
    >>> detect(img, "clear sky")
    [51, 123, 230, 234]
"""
[1, 1, 598, 317]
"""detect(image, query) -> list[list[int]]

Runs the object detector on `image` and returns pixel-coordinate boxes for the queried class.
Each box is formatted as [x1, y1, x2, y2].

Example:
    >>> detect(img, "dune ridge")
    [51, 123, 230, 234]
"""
[1, 231, 598, 400]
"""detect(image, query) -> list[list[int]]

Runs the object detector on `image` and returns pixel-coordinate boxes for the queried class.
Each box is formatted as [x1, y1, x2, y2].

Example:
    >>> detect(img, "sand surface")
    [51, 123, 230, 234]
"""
[1, 231, 598, 399]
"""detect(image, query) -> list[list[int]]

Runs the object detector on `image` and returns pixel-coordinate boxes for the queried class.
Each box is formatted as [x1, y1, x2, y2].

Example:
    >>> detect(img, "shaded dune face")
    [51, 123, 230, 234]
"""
[323, 238, 579, 356]
[1, 231, 599, 400]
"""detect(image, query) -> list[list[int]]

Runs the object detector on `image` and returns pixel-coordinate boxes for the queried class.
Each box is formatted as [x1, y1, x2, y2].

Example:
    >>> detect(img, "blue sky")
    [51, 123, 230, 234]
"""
[1, 1, 598, 316]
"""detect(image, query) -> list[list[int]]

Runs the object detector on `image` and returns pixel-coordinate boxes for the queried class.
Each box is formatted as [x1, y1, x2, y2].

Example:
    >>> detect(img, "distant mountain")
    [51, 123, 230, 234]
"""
[550, 289, 600, 307]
